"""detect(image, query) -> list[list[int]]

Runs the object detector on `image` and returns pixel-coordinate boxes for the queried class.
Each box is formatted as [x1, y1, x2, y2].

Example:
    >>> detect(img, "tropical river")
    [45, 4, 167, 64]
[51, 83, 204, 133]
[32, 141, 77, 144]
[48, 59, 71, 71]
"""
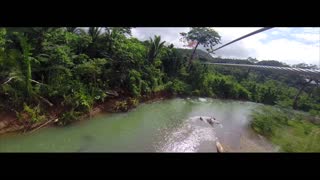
[0, 98, 277, 152]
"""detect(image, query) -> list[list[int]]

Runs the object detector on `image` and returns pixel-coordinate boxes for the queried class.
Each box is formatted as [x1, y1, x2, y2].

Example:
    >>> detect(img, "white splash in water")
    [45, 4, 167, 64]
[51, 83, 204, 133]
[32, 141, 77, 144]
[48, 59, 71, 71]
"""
[198, 98, 207, 102]
[157, 117, 218, 152]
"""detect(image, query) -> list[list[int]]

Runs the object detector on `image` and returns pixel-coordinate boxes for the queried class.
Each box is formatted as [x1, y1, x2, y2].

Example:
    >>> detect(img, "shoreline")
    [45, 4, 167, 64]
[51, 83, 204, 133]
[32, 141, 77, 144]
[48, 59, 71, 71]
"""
[0, 91, 173, 136]
[0, 93, 290, 137]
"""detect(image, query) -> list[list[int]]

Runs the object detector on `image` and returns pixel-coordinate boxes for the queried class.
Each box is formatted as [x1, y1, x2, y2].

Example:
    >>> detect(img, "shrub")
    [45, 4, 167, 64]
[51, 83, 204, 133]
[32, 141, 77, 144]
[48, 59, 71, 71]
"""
[17, 103, 46, 123]
[58, 110, 82, 126]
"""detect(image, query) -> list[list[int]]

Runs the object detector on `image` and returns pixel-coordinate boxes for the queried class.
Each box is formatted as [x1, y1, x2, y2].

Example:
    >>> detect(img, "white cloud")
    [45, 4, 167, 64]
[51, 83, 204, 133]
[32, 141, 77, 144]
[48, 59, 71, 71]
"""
[212, 27, 263, 59]
[302, 27, 319, 34]
[292, 33, 320, 43]
[213, 27, 262, 42]
[276, 27, 292, 32]
[132, 27, 189, 48]
[243, 37, 319, 65]
[131, 27, 320, 66]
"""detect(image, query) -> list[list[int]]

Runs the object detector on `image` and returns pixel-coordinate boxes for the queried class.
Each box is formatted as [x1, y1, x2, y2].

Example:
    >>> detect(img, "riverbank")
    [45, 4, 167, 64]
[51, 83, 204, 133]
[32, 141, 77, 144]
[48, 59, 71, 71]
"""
[2, 93, 318, 152]
[1, 98, 272, 152]
[251, 106, 320, 152]
[0, 91, 173, 136]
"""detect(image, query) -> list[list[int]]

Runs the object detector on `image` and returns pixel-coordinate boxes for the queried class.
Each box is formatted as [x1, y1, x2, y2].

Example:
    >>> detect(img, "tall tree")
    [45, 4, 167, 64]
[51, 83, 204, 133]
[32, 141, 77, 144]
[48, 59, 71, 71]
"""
[18, 34, 33, 98]
[293, 78, 314, 110]
[65, 27, 85, 34]
[147, 35, 166, 63]
[88, 27, 102, 42]
[4, 29, 35, 97]
[104, 27, 132, 36]
[180, 27, 221, 63]
[85, 27, 103, 58]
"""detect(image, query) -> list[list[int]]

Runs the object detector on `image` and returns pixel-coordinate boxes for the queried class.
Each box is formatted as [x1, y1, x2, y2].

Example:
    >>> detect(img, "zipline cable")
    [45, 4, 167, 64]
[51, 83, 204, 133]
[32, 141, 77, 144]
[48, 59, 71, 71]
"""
[212, 27, 273, 52]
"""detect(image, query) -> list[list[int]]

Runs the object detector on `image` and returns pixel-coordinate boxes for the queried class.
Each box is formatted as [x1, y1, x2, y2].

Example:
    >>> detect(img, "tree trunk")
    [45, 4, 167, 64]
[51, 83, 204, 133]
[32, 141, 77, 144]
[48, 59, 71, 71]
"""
[26, 57, 32, 97]
[293, 79, 313, 110]
[189, 42, 200, 64]
[19, 34, 33, 98]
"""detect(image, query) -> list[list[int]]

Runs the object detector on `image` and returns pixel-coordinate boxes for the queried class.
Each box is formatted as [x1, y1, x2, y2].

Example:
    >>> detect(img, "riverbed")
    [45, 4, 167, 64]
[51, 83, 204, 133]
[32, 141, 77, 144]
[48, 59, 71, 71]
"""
[0, 98, 277, 152]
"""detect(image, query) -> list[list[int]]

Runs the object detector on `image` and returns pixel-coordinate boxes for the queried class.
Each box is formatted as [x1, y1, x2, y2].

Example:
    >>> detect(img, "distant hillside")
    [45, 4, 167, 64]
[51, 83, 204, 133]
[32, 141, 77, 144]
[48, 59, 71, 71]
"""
[176, 48, 214, 61]
[210, 58, 254, 65]
[175, 48, 291, 68]
[207, 58, 290, 67]
[256, 60, 290, 67]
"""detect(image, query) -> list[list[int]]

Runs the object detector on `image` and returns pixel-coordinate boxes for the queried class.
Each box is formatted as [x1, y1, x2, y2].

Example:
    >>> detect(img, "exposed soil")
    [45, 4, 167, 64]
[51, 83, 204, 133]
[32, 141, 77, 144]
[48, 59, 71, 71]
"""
[0, 91, 173, 136]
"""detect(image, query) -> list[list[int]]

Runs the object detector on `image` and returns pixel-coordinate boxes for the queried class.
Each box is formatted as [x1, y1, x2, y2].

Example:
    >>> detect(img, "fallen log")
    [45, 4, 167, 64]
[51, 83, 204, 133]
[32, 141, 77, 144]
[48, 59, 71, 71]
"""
[28, 118, 58, 134]
[106, 91, 119, 97]
[30, 79, 45, 85]
[37, 95, 54, 107]
[1, 76, 17, 85]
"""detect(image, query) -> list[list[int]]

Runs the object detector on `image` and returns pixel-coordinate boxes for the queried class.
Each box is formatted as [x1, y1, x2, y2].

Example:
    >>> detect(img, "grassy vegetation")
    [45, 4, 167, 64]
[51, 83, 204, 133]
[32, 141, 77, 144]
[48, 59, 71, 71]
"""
[251, 106, 320, 152]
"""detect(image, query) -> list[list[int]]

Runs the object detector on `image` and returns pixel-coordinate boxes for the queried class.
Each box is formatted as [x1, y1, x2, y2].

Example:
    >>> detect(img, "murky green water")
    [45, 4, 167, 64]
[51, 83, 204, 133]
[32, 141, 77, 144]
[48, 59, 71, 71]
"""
[0, 98, 276, 152]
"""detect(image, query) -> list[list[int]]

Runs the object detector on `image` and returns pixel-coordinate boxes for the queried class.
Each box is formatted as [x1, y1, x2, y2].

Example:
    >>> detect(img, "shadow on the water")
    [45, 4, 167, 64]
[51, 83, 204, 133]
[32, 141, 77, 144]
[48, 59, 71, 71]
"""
[77, 135, 95, 152]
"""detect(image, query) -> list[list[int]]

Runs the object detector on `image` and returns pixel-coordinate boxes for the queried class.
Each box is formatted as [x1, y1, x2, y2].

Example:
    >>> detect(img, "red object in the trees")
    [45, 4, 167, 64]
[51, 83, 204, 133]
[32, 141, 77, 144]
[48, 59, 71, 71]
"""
[187, 40, 198, 48]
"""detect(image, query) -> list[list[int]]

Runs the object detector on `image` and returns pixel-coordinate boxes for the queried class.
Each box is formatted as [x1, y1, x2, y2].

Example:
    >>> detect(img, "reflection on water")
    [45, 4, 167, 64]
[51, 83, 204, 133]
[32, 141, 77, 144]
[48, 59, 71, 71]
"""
[0, 98, 276, 152]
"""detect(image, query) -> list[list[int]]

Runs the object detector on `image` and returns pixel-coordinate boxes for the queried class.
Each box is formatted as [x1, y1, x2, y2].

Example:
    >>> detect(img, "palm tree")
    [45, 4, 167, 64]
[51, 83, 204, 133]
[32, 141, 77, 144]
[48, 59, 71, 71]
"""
[3, 29, 34, 98]
[2, 29, 47, 100]
[83, 27, 103, 58]
[6, 27, 57, 53]
[65, 27, 85, 34]
[147, 35, 166, 63]
[104, 27, 132, 36]
[88, 27, 102, 42]
[18, 35, 33, 98]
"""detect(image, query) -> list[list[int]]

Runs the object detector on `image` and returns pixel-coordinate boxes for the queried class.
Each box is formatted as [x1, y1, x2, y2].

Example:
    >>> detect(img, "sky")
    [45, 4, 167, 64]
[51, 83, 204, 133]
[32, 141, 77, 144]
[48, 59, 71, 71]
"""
[131, 27, 320, 67]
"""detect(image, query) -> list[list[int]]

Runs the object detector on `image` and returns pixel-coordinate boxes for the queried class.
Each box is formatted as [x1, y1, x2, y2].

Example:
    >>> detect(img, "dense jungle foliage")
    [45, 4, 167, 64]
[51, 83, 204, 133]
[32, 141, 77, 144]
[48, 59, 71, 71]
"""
[0, 27, 319, 126]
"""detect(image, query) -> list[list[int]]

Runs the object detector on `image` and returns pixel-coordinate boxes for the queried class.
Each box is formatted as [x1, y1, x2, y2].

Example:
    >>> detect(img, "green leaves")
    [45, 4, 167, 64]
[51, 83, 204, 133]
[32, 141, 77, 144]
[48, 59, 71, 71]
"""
[59, 110, 82, 126]
[1, 26, 319, 130]
[166, 79, 189, 95]
[180, 27, 221, 53]
[62, 81, 94, 112]
[0, 28, 6, 50]
[104, 27, 132, 36]
[88, 27, 102, 42]
[128, 69, 142, 97]
[17, 103, 46, 123]
[147, 35, 165, 63]
[251, 106, 320, 152]
[74, 58, 108, 76]
[199, 73, 250, 99]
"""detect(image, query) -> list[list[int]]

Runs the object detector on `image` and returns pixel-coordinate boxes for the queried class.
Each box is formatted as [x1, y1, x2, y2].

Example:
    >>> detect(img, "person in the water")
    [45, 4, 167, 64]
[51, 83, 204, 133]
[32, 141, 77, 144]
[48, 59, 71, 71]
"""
[207, 118, 214, 126]
[212, 116, 220, 124]
[199, 116, 220, 127]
